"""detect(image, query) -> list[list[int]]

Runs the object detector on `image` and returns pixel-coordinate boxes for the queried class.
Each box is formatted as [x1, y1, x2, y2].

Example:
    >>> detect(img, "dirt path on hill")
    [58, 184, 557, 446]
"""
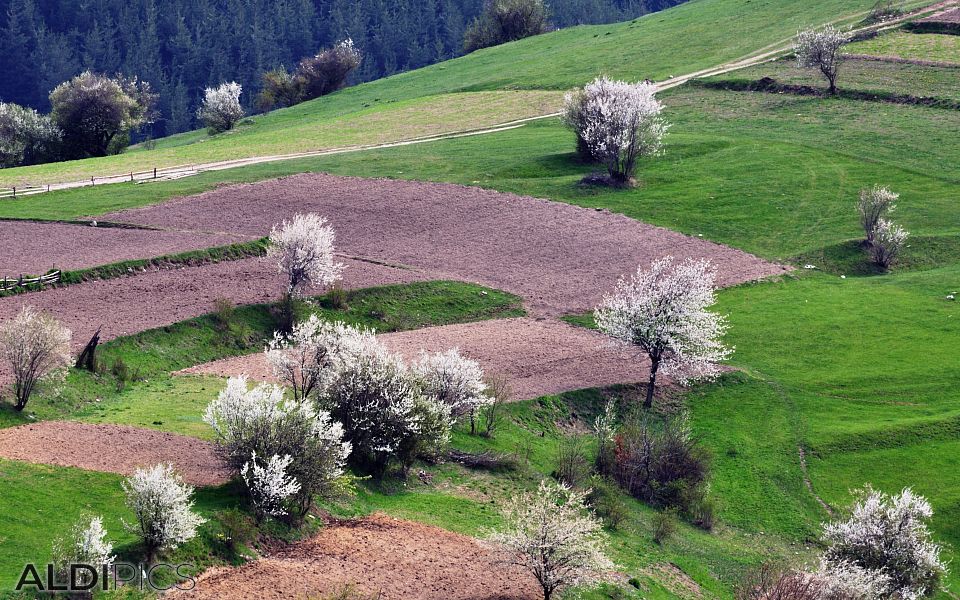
[103, 173, 786, 317]
[175, 513, 540, 600]
[179, 317, 648, 401]
[0, 421, 228, 486]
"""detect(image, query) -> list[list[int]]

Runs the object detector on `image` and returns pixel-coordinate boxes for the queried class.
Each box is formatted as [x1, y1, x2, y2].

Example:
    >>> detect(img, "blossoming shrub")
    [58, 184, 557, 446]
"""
[241, 452, 301, 521]
[204, 376, 352, 515]
[197, 82, 244, 133]
[122, 464, 205, 562]
[412, 348, 490, 433]
[51, 515, 115, 587]
[0, 306, 72, 411]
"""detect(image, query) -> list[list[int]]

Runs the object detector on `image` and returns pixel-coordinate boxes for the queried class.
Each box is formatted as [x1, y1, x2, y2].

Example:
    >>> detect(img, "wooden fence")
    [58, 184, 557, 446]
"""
[0, 271, 61, 292]
[0, 164, 197, 200]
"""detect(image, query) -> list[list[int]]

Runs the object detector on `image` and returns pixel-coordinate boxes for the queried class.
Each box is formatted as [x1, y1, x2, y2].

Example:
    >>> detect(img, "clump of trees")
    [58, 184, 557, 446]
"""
[267, 213, 345, 332]
[122, 464, 205, 563]
[794, 25, 850, 95]
[203, 375, 352, 517]
[0, 306, 72, 411]
[857, 185, 909, 270]
[257, 40, 362, 111]
[488, 480, 613, 600]
[594, 256, 731, 409]
[0, 102, 62, 167]
[464, 0, 550, 53]
[739, 487, 947, 600]
[562, 76, 668, 186]
[50, 71, 157, 158]
[197, 82, 245, 134]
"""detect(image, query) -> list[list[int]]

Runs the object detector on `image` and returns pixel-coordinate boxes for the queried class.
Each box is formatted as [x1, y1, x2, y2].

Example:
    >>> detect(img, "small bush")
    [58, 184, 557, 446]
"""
[585, 476, 628, 530]
[0, 102, 62, 167]
[295, 40, 362, 102]
[480, 374, 511, 437]
[607, 412, 711, 514]
[857, 185, 898, 246]
[215, 508, 256, 554]
[464, 0, 549, 53]
[327, 283, 349, 310]
[112, 357, 130, 392]
[122, 464, 205, 563]
[736, 564, 823, 600]
[689, 494, 716, 531]
[554, 436, 591, 488]
[652, 508, 677, 545]
[257, 68, 302, 111]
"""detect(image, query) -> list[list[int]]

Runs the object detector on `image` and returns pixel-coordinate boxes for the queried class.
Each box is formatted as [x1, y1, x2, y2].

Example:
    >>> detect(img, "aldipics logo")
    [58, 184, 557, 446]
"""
[15, 562, 197, 593]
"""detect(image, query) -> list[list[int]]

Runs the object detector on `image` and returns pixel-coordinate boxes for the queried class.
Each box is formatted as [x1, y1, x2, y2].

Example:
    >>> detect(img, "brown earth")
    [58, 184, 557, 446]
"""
[0, 421, 228, 486]
[0, 220, 250, 276]
[179, 317, 647, 401]
[176, 513, 540, 600]
[103, 173, 787, 317]
[921, 7, 960, 22]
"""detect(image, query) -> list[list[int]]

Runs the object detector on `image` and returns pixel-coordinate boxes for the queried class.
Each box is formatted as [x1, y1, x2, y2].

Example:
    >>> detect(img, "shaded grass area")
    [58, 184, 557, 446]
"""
[0, 281, 524, 430]
[703, 56, 960, 102]
[847, 30, 960, 64]
[793, 234, 960, 276]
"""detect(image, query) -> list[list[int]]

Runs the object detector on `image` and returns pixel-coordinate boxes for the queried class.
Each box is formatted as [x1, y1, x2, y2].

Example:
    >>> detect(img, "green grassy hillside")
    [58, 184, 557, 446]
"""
[0, 0, 937, 188]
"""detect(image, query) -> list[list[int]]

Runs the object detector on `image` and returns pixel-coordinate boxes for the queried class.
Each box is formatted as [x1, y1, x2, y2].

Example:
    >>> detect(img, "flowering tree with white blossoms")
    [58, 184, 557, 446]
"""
[794, 25, 850, 95]
[595, 257, 731, 409]
[241, 451, 301, 521]
[857, 185, 899, 246]
[489, 480, 613, 600]
[197, 81, 244, 133]
[0, 305, 72, 411]
[267, 213, 344, 331]
[122, 464, 205, 563]
[265, 316, 376, 401]
[870, 218, 909, 270]
[204, 376, 351, 514]
[51, 515, 115, 588]
[821, 487, 947, 599]
[413, 348, 490, 434]
[563, 76, 668, 185]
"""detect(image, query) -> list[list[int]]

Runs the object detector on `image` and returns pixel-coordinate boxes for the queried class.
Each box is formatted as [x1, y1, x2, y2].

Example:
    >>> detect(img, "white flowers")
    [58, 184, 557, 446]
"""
[794, 25, 850, 94]
[204, 376, 351, 515]
[197, 81, 245, 133]
[242, 452, 301, 520]
[870, 218, 909, 269]
[0, 305, 72, 411]
[821, 487, 947, 599]
[0, 101, 62, 167]
[595, 256, 732, 408]
[858, 185, 899, 245]
[413, 348, 490, 430]
[489, 480, 613, 600]
[122, 464, 205, 561]
[268, 213, 345, 298]
[563, 76, 668, 183]
[52, 515, 115, 587]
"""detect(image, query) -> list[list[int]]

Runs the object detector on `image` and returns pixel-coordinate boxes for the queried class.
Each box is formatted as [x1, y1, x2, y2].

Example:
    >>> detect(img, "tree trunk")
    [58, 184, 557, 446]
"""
[644, 357, 660, 409]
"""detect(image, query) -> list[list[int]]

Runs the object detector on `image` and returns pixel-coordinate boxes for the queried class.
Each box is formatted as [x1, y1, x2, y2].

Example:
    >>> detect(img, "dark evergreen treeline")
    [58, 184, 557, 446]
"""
[0, 0, 687, 137]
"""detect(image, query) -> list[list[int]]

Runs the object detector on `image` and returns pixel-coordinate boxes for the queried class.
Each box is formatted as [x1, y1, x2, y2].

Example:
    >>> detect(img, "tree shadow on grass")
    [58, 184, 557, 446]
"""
[793, 234, 960, 277]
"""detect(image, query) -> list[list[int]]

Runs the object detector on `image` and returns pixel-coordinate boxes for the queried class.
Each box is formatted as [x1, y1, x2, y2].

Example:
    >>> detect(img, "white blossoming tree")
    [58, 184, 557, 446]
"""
[413, 348, 490, 433]
[821, 487, 947, 599]
[122, 464, 205, 563]
[0, 306, 72, 411]
[267, 213, 344, 331]
[794, 25, 850, 95]
[241, 451, 302, 521]
[489, 480, 613, 600]
[204, 376, 351, 514]
[595, 257, 732, 409]
[265, 316, 376, 401]
[197, 81, 244, 133]
[51, 515, 115, 588]
[857, 185, 899, 246]
[562, 76, 668, 185]
[870, 218, 909, 269]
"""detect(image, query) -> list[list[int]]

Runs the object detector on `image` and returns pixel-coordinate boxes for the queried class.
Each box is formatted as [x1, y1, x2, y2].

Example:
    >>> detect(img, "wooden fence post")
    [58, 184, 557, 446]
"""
[11, 187, 15, 199]
[154, 167, 157, 179]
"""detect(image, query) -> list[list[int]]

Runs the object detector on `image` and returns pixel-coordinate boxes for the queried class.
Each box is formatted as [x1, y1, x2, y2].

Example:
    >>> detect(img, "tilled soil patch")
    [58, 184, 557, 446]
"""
[0, 220, 250, 276]
[179, 317, 646, 401]
[0, 421, 228, 486]
[176, 513, 539, 599]
[104, 173, 787, 316]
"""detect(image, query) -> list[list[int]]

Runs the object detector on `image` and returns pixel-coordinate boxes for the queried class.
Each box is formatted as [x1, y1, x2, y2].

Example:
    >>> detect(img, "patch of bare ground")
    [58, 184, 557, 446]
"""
[0, 220, 252, 277]
[175, 513, 540, 600]
[178, 317, 647, 401]
[103, 173, 787, 317]
[640, 563, 703, 599]
[0, 421, 228, 486]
